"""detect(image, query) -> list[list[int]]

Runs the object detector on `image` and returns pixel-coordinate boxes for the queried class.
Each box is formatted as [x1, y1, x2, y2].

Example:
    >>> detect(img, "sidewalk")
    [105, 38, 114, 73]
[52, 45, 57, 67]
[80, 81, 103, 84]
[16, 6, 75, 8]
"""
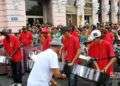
[0, 74, 67, 86]
[1, 73, 119, 86]
[0, 75, 13, 86]
[0, 74, 28, 86]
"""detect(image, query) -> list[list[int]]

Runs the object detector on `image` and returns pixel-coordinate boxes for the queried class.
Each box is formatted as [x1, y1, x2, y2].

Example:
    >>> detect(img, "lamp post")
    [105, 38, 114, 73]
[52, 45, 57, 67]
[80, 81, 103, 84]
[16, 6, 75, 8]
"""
[118, 1, 120, 22]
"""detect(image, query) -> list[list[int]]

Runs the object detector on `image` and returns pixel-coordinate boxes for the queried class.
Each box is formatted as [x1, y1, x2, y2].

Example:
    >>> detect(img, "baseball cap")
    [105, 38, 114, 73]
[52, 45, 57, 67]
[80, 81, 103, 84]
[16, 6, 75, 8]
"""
[90, 29, 101, 40]
[50, 38, 62, 46]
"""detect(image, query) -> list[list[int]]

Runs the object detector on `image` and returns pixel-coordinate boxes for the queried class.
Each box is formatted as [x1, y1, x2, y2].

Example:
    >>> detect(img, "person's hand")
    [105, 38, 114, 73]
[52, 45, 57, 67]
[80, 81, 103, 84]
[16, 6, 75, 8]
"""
[51, 80, 57, 86]
[101, 67, 108, 73]
[60, 74, 67, 79]
[96, 68, 100, 71]
[5, 53, 11, 59]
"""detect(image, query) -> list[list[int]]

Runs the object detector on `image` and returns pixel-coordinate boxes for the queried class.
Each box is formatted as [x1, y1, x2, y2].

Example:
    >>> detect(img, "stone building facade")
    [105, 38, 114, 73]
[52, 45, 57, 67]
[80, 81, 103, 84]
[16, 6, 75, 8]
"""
[0, 0, 119, 32]
[0, 0, 26, 32]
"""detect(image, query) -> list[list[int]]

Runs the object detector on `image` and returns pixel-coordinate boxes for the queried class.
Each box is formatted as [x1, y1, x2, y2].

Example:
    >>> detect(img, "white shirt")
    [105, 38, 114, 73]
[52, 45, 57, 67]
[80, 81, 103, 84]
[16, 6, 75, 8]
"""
[27, 49, 59, 86]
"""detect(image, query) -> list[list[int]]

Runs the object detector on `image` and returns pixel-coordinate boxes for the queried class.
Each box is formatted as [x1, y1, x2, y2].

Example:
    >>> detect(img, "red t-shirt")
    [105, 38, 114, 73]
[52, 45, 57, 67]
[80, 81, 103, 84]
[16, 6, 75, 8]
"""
[3, 35, 22, 62]
[62, 35, 80, 62]
[103, 32, 115, 44]
[88, 40, 115, 75]
[19, 31, 33, 47]
[71, 31, 79, 38]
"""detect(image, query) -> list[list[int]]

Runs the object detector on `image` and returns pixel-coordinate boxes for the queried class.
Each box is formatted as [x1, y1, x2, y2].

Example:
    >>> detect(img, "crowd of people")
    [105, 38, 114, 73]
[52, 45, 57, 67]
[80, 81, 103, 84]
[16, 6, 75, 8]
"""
[0, 22, 120, 86]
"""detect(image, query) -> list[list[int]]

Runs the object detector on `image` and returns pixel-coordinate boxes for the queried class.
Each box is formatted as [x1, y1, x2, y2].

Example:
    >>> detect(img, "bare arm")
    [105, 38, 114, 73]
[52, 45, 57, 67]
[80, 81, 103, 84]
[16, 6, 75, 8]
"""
[93, 61, 100, 71]
[103, 57, 116, 72]
[71, 48, 80, 64]
[60, 46, 66, 63]
[52, 68, 66, 79]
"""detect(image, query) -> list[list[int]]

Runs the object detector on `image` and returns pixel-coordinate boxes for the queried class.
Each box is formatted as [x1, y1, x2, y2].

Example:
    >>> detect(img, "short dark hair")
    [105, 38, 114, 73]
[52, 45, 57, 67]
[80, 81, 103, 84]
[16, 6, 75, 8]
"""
[1, 29, 9, 35]
[50, 45, 61, 48]
[61, 26, 70, 34]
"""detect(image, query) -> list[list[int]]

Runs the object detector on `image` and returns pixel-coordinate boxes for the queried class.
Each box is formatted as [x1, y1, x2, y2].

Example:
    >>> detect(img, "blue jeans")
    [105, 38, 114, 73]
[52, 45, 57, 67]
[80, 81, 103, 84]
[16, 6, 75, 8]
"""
[63, 63, 77, 86]
[69, 73, 77, 86]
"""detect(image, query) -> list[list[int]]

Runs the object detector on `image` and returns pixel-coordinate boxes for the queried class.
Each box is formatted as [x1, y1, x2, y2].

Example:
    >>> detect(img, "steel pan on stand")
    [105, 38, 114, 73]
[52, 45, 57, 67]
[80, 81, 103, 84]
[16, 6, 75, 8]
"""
[72, 64, 108, 86]
[78, 55, 94, 67]
[72, 55, 108, 86]
[0, 56, 10, 74]
[72, 65, 107, 82]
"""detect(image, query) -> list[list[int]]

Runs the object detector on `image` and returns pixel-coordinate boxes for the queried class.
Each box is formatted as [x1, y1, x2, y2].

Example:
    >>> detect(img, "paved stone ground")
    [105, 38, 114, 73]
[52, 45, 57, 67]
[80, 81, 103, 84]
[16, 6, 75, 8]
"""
[0, 74, 120, 86]
[0, 74, 68, 86]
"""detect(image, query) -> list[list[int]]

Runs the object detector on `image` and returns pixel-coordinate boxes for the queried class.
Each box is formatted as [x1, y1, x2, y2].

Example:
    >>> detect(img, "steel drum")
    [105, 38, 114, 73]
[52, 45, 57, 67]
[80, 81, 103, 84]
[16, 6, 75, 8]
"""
[79, 55, 91, 61]
[29, 50, 41, 61]
[0, 56, 7, 64]
[78, 55, 93, 67]
[28, 50, 41, 70]
[72, 64, 107, 82]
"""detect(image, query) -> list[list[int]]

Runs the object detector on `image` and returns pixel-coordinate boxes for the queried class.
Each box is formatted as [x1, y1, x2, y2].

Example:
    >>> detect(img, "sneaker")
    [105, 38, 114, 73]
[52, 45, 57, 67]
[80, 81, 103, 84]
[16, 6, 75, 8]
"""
[9, 83, 17, 86]
[16, 83, 22, 86]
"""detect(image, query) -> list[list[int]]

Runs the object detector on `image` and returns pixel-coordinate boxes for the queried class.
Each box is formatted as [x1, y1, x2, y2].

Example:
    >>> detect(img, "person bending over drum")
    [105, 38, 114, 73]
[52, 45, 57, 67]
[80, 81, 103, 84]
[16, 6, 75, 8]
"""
[27, 38, 66, 86]
[88, 29, 116, 86]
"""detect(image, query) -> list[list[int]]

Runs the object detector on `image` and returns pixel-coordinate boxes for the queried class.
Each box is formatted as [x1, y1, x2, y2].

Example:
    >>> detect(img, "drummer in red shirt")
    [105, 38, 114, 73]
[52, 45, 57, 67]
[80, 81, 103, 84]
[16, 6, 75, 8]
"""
[69, 25, 79, 38]
[88, 29, 116, 86]
[103, 26, 115, 45]
[19, 27, 33, 72]
[61, 26, 80, 86]
[2, 29, 23, 86]
[19, 27, 33, 47]
[40, 27, 51, 51]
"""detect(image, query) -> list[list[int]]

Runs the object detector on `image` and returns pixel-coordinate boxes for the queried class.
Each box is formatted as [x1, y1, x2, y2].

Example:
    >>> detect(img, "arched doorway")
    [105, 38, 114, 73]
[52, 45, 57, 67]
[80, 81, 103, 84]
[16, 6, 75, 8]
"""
[66, 0, 77, 26]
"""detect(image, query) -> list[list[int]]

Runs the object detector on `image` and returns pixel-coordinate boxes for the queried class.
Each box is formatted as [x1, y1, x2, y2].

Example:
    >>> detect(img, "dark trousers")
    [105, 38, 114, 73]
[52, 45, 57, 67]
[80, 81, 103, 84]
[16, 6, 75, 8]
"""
[63, 62, 77, 86]
[96, 77, 112, 86]
[11, 61, 22, 83]
[23, 47, 30, 72]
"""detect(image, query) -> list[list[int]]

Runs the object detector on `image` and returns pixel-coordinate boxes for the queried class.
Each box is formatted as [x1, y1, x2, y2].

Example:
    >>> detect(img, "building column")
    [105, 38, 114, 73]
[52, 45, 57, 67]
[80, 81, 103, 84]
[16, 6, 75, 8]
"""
[4, 0, 26, 32]
[43, 4, 48, 24]
[0, 0, 6, 30]
[92, 0, 99, 25]
[51, 0, 67, 26]
[119, 1, 120, 22]
[101, 0, 110, 23]
[76, 0, 85, 27]
[111, 0, 119, 24]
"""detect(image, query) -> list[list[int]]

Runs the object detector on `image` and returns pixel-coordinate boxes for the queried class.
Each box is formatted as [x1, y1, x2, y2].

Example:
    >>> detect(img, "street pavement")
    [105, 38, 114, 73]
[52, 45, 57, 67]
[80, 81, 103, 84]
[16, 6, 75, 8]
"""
[0, 73, 120, 86]
[0, 74, 68, 86]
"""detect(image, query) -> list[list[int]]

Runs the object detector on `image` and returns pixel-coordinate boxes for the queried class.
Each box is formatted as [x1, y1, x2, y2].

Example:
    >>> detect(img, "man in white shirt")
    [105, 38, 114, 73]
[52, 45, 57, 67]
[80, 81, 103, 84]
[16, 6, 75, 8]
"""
[27, 38, 66, 86]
